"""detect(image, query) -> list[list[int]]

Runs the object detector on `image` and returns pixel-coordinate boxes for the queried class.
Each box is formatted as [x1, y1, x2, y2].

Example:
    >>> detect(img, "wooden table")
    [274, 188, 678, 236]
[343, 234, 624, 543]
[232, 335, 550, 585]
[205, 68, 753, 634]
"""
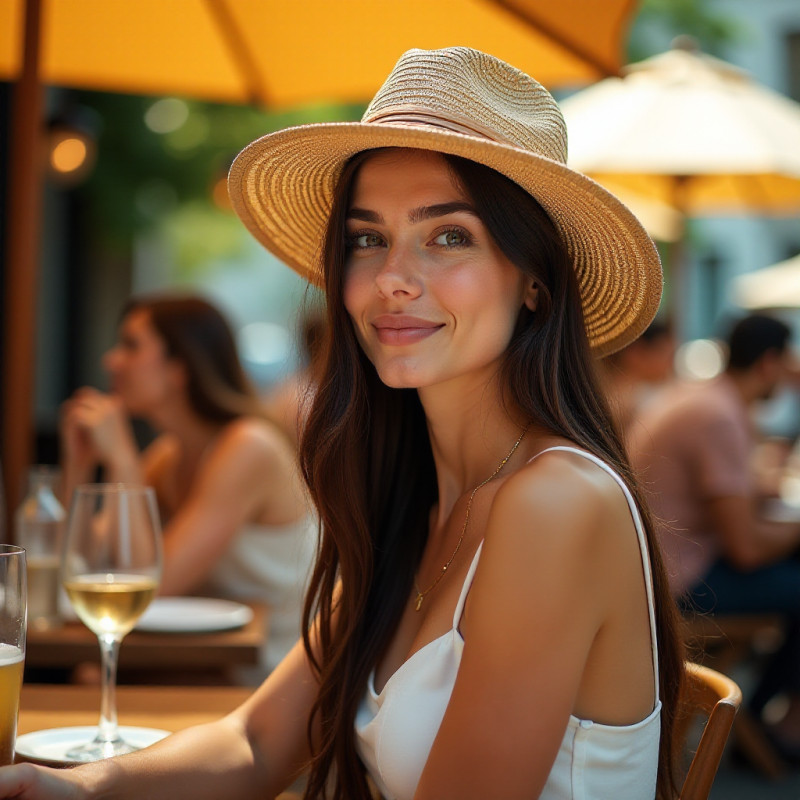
[18, 683, 253, 736]
[17, 685, 304, 799]
[25, 603, 268, 674]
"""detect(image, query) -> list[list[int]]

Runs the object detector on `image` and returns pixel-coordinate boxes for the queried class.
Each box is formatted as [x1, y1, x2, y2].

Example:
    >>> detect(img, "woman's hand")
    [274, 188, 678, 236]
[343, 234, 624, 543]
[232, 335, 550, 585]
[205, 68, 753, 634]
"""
[63, 389, 134, 463]
[0, 763, 86, 799]
[60, 389, 142, 486]
[60, 395, 101, 476]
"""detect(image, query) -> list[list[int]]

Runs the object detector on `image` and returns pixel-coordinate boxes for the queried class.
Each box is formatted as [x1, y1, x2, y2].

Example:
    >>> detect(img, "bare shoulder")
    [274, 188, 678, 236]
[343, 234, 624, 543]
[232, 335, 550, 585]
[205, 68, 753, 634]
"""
[489, 447, 634, 555]
[212, 416, 294, 464]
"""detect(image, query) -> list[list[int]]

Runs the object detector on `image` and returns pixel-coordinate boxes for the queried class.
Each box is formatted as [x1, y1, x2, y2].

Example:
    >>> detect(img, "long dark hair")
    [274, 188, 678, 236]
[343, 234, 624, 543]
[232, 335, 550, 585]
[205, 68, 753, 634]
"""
[123, 295, 262, 423]
[299, 149, 684, 800]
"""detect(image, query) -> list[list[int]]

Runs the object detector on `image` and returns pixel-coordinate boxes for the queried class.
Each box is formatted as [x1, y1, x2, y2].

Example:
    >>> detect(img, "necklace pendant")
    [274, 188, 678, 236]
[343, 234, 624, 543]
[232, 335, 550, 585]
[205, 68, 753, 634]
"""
[415, 592, 424, 612]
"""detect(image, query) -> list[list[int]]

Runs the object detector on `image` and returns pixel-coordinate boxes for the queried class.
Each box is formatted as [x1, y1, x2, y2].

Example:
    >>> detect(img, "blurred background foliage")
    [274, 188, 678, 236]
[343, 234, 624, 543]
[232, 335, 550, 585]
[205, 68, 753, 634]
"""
[69, 94, 365, 271]
[629, 0, 745, 61]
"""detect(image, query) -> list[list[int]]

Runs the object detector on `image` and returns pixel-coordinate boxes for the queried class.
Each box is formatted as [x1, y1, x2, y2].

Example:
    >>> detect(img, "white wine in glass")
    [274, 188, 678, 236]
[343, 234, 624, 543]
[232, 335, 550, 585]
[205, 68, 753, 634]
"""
[62, 484, 162, 761]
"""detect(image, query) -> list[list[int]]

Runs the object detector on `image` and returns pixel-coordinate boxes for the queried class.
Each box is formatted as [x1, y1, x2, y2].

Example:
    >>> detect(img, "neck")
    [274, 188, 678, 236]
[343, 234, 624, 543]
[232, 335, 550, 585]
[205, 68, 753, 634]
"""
[723, 368, 762, 407]
[418, 374, 531, 526]
[148, 401, 222, 453]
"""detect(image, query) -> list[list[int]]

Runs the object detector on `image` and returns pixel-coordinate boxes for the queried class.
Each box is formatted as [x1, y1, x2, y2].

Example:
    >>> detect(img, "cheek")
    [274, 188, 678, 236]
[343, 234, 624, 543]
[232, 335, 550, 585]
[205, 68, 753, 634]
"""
[342, 263, 372, 323]
[436, 263, 523, 320]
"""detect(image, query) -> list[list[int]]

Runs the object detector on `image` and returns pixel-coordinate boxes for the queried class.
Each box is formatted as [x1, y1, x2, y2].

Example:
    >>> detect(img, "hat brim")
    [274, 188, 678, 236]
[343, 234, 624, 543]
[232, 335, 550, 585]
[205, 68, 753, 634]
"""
[228, 122, 662, 357]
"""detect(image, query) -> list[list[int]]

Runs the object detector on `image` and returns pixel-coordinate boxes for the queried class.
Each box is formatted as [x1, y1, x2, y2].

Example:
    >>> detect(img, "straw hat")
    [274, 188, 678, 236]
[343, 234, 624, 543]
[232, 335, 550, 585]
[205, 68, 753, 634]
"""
[229, 47, 662, 357]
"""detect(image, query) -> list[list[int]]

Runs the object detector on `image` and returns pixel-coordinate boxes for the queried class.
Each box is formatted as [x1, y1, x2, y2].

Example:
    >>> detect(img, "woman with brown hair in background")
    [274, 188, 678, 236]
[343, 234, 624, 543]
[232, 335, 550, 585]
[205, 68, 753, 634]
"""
[60, 294, 317, 677]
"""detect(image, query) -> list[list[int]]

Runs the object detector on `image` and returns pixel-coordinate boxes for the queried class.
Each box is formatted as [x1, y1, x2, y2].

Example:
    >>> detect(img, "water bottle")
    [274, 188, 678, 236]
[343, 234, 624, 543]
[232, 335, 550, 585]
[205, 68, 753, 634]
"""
[15, 466, 65, 630]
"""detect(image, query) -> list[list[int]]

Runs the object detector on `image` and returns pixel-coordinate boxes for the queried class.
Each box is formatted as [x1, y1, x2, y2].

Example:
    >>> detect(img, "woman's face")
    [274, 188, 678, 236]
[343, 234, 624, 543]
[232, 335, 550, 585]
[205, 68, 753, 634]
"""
[102, 309, 181, 416]
[343, 149, 535, 391]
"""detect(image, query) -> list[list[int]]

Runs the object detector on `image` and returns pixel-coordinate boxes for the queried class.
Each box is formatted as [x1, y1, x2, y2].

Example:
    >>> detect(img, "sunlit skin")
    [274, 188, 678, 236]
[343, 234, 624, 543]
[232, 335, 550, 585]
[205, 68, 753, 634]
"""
[343, 149, 538, 395]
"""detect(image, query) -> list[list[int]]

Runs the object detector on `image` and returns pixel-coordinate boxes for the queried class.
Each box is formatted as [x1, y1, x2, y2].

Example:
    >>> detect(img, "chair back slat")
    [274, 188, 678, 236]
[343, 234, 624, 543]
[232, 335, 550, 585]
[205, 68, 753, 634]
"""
[679, 662, 742, 800]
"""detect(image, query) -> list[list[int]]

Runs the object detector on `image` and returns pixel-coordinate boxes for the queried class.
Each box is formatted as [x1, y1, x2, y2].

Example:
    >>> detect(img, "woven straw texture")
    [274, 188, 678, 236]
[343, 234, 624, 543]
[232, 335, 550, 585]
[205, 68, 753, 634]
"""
[229, 47, 662, 357]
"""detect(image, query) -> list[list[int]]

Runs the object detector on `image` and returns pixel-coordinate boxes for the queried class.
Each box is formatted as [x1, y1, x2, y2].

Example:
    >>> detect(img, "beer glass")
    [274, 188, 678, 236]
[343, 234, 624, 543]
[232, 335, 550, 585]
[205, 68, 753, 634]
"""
[0, 545, 26, 766]
[62, 485, 162, 761]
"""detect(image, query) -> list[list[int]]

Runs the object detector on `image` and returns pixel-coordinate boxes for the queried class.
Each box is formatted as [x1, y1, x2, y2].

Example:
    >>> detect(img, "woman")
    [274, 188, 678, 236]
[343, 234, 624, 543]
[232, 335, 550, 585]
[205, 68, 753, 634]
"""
[60, 294, 317, 675]
[1, 47, 683, 800]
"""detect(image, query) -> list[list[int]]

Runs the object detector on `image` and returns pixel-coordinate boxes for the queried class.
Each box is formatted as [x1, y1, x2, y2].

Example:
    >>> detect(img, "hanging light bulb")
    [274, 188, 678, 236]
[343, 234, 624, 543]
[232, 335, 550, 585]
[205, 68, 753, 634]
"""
[46, 106, 99, 187]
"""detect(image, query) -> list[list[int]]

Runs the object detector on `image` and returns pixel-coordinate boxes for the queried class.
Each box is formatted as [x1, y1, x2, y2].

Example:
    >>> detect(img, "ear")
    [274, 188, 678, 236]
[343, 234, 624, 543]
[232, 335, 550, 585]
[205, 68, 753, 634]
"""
[523, 279, 539, 312]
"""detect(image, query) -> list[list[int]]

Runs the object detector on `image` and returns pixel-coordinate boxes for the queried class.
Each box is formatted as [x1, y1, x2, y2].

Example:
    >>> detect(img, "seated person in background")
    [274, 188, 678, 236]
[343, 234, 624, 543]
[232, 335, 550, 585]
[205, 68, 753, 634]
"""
[60, 294, 317, 678]
[263, 306, 327, 448]
[599, 319, 675, 442]
[630, 313, 800, 756]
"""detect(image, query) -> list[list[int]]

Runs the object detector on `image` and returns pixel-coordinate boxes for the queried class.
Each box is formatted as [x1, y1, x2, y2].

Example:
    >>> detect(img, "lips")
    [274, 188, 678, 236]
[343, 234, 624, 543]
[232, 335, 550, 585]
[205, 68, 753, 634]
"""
[371, 315, 444, 345]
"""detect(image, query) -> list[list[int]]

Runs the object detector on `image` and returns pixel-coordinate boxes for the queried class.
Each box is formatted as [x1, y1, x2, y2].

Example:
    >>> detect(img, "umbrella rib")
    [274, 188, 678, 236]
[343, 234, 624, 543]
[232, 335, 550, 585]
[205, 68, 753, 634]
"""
[204, 0, 271, 107]
[489, 0, 624, 78]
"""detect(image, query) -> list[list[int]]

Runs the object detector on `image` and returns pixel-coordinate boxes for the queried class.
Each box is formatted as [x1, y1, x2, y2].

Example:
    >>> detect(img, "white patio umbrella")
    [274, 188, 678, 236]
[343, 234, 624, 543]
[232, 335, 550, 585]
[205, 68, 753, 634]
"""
[732, 254, 800, 310]
[559, 39, 800, 334]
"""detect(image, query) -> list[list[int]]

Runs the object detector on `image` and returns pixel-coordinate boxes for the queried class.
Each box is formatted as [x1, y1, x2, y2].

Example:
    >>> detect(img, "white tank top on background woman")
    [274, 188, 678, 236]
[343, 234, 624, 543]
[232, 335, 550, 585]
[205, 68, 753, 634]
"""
[355, 447, 661, 800]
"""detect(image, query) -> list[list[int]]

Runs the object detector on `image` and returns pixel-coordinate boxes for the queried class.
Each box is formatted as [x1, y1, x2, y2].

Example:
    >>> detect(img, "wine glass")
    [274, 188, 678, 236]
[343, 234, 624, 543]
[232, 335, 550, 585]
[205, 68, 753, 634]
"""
[62, 484, 162, 761]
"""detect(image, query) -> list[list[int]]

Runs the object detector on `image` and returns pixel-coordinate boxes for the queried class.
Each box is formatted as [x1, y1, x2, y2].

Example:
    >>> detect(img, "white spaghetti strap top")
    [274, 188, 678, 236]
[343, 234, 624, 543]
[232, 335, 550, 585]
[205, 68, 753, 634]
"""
[355, 446, 661, 800]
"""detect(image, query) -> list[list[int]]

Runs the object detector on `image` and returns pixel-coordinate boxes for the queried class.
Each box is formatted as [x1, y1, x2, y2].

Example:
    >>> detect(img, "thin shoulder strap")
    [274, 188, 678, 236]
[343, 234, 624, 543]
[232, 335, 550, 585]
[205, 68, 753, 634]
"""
[452, 542, 484, 630]
[529, 446, 660, 701]
[450, 446, 660, 703]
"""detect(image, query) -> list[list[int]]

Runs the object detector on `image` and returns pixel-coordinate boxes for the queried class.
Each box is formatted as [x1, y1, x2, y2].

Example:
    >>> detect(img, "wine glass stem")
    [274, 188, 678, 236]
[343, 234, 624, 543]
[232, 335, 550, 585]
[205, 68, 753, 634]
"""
[97, 633, 122, 743]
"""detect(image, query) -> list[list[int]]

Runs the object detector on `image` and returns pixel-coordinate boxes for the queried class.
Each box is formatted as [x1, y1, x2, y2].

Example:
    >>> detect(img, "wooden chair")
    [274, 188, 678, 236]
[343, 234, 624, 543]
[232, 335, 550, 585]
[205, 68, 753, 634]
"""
[682, 613, 787, 778]
[678, 661, 742, 800]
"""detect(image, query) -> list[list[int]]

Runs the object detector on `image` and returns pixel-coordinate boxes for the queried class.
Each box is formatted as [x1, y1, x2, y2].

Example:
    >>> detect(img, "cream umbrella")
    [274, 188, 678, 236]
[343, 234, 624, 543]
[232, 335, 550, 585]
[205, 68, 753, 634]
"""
[559, 39, 800, 333]
[732, 254, 800, 310]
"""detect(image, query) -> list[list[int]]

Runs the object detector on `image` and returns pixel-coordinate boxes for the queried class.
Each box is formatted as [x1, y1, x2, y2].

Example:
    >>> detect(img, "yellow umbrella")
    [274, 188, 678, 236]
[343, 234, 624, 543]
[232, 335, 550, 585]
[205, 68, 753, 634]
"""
[0, 0, 638, 104]
[0, 0, 642, 530]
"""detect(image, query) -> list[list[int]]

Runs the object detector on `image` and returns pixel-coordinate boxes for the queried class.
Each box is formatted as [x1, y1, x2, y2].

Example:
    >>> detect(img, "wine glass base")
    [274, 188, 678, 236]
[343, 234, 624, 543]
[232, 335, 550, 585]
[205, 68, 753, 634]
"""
[65, 734, 139, 762]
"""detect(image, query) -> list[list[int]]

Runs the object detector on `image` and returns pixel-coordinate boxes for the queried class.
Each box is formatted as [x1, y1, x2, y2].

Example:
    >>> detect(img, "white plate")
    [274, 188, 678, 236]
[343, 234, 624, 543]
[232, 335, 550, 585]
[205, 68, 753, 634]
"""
[134, 597, 254, 633]
[15, 726, 170, 765]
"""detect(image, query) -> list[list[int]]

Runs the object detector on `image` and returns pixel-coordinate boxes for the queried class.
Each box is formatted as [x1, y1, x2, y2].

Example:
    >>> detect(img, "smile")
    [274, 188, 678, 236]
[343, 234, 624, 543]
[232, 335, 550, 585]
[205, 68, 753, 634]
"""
[371, 315, 445, 345]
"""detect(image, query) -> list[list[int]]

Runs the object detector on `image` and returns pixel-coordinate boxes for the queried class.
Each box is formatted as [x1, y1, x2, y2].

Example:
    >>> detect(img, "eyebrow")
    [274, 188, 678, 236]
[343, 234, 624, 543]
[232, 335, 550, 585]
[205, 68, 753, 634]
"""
[346, 201, 479, 225]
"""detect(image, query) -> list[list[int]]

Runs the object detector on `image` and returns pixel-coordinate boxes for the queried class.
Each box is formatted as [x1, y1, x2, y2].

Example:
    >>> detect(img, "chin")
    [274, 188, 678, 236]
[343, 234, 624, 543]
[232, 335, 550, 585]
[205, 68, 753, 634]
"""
[373, 362, 431, 390]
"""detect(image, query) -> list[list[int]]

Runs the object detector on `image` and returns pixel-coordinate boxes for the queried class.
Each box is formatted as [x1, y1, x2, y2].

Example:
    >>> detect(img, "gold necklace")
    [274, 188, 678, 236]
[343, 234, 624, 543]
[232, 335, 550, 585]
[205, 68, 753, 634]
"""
[413, 425, 529, 612]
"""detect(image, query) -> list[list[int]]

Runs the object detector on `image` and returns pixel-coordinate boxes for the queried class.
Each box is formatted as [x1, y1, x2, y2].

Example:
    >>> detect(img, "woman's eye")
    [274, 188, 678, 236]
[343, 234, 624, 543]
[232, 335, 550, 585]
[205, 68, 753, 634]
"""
[433, 229, 470, 247]
[348, 232, 384, 249]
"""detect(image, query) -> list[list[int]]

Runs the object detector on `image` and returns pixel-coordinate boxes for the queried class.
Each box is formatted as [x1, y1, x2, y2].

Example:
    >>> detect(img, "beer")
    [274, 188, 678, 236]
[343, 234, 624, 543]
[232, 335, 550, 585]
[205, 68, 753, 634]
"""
[0, 644, 24, 766]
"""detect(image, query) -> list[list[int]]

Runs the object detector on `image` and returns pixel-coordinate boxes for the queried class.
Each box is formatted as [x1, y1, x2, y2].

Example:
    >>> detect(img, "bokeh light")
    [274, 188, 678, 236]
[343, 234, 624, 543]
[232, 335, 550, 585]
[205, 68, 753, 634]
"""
[674, 339, 726, 381]
[144, 98, 190, 134]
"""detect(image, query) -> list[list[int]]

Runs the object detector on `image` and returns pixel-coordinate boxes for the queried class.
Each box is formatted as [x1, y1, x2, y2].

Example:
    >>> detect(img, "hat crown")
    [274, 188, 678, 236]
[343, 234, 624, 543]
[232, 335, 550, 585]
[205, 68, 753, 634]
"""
[362, 47, 568, 164]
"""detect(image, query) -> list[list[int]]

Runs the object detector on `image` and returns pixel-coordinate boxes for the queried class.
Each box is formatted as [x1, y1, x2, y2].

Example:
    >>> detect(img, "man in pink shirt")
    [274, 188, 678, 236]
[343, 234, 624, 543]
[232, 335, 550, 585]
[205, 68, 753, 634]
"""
[630, 314, 800, 755]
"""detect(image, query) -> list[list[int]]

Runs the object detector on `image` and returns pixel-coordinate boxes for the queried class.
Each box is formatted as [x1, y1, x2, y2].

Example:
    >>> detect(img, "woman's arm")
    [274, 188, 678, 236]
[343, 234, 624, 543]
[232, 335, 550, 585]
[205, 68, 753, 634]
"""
[0, 633, 319, 799]
[415, 451, 650, 799]
[157, 418, 305, 596]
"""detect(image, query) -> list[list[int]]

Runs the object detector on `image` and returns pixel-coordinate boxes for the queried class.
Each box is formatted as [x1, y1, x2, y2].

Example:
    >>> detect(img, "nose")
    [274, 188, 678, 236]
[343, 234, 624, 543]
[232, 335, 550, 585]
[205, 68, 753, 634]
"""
[374, 243, 422, 300]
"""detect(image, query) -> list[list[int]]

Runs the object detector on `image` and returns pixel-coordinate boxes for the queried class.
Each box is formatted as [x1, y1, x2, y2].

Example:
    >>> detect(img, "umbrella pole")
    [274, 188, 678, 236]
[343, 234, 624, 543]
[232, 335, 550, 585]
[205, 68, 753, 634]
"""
[669, 175, 690, 343]
[2, 0, 44, 534]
